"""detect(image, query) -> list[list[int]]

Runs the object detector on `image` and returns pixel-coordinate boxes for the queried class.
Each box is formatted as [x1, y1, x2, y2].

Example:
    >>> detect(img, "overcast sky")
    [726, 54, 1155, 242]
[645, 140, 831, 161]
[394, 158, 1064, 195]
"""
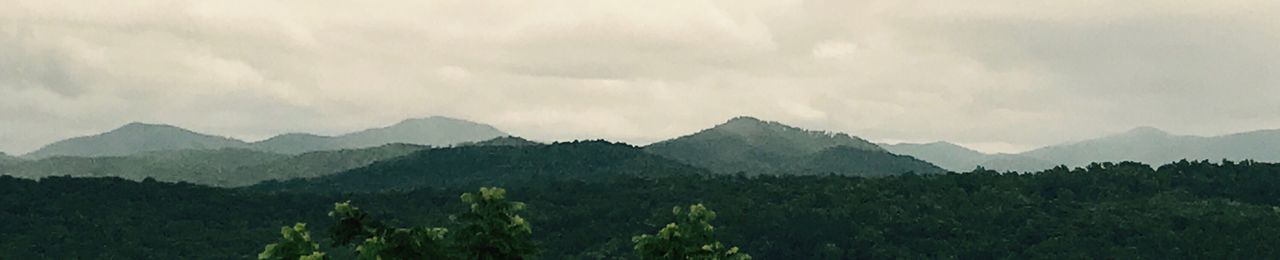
[2, 0, 1279, 155]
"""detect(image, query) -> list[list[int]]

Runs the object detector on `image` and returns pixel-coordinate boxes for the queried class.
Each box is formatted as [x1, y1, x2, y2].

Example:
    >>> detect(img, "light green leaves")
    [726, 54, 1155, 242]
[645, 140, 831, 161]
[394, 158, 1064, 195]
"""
[633, 204, 750, 260]
[259, 223, 327, 260]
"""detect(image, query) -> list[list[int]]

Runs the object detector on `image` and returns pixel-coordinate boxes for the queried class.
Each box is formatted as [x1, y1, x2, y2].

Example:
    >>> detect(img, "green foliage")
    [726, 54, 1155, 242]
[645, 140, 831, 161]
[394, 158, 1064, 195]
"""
[10, 160, 1280, 258]
[259, 223, 328, 260]
[329, 201, 452, 259]
[455, 187, 538, 259]
[633, 204, 750, 260]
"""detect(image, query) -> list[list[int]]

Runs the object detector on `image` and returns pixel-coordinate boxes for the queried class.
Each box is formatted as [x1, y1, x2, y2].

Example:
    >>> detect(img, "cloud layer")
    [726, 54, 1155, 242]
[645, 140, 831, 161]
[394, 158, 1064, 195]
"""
[2, 0, 1278, 154]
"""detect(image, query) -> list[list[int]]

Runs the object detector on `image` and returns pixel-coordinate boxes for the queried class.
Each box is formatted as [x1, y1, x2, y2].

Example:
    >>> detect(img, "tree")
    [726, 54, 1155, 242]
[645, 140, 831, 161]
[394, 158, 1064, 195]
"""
[633, 204, 751, 260]
[329, 201, 453, 259]
[454, 187, 539, 259]
[259, 223, 328, 260]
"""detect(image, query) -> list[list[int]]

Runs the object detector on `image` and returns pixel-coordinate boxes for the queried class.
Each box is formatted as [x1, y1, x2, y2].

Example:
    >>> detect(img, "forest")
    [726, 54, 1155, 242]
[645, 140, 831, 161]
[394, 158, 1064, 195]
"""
[5, 159, 1280, 259]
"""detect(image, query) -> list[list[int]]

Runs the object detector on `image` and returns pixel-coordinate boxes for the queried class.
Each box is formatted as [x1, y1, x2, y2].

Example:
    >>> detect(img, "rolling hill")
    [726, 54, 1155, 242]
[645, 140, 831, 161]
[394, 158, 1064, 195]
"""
[645, 117, 944, 176]
[251, 116, 508, 154]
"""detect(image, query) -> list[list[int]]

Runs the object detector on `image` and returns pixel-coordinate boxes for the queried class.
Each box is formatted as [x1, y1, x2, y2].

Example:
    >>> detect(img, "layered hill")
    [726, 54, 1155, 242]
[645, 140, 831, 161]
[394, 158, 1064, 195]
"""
[251, 116, 508, 154]
[645, 117, 944, 176]
[0, 144, 427, 187]
[252, 140, 707, 193]
[23, 123, 249, 159]
[882, 142, 1055, 172]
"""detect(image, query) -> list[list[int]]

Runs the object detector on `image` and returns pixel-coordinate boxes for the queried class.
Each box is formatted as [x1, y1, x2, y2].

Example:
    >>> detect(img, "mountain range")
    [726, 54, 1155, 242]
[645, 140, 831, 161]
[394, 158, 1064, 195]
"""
[21, 116, 508, 159]
[0, 144, 429, 187]
[251, 116, 508, 154]
[885, 126, 1280, 172]
[11, 115, 1280, 188]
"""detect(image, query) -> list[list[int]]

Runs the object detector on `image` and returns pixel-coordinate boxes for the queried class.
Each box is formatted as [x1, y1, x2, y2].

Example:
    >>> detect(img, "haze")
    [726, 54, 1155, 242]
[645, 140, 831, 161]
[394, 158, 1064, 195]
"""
[3, 0, 1279, 155]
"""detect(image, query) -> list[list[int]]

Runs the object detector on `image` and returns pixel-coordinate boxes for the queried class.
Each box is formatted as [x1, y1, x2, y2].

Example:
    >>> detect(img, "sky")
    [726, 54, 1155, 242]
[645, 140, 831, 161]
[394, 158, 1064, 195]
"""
[2, 0, 1279, 155]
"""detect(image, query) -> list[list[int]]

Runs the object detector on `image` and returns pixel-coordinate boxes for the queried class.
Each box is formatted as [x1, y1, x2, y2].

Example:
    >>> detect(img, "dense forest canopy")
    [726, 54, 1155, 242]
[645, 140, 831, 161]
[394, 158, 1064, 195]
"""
[5, 160, 1280, 259]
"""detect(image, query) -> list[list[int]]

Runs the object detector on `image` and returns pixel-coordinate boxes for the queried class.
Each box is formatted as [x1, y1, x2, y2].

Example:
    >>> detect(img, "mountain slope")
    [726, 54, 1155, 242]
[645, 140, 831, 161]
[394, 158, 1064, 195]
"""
[23, 123, 249, 159]
[252, 140, 707, 193]
[645, 117, 944, 176]
[251, 116, 508, 154]
[882, 142, 1055, 172]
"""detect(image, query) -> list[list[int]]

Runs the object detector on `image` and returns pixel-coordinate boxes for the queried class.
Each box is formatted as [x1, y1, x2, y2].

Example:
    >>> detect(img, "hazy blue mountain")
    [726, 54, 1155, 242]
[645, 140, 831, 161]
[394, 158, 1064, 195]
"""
[1, 144, 428, 187]
[253, 140, 706, 193]
[646, 117, 944, 176]
[1020, 127, 1280, 167]
[251, 116, 508, 154]
[882, 142, 1055, 172]
[881, 142, 990, 171]
[23, 123, 249, 159]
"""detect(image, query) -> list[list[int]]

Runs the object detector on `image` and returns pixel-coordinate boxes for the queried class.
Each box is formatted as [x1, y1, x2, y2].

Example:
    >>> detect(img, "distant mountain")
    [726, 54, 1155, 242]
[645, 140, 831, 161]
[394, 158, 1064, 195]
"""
[1020, 127, 1280, 167]
[251, 116, 508, 154]
[0, 144, 428, 187]
[882, 142, 1055, 172]
[253, 140, 706, 193]
[2, 148, 281, 186]
[645, 117, 944, 176]
[23, 123, 249, 159]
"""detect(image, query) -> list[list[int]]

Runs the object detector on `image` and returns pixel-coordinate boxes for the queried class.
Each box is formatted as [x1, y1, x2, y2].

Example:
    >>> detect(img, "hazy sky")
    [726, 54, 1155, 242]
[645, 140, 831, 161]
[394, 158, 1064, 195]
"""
[2, 0, 1279, 155]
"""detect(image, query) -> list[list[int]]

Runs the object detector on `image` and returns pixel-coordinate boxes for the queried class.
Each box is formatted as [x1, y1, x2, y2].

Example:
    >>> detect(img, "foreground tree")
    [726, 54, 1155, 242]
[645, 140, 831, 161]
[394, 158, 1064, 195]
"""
[330, 201, 453, 259]
[633, 204, 751, 260]
[259, 223, 328, 260]
[260, 187, 538, 259]
[454, 187, 539, 259]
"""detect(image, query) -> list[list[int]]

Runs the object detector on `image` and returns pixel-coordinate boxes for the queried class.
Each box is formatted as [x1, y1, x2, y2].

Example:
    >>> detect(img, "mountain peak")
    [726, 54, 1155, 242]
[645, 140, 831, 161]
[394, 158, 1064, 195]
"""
[118, 122, 182, 131]
[1121, 126, 1170, 137]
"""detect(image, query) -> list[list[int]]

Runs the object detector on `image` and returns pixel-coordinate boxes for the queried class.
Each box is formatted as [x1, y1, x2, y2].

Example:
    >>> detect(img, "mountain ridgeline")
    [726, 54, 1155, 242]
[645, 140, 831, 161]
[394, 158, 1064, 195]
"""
[19, 116, 507, 159]
[0, 144, 428, 187]
[251, 117, 509, 154]
[886, 127, 1280, 172]
[645, 117, 945, 176]
[23, 123, 249, 160]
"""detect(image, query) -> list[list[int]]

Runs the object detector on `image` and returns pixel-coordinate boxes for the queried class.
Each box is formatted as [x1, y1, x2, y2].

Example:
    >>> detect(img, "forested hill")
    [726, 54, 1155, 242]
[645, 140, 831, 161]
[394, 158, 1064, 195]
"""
[646, 116, 945, 175]
[6, 160, 1280, 259]
[251, 140, 708, 193]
